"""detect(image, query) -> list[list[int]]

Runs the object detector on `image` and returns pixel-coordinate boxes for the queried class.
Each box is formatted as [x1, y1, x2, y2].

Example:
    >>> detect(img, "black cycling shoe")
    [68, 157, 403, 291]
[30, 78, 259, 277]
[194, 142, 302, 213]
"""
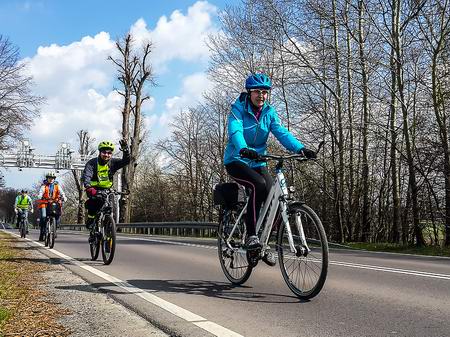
[262, 249, 277, 266]
[245, 235, 261, 250]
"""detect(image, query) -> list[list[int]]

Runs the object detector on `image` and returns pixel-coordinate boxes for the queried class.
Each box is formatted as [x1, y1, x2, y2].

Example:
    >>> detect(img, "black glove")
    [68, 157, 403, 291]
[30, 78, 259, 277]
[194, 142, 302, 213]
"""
[119, 138, 129, 152]
[299, 147, 317, 159]
[240, 148, 259, 160]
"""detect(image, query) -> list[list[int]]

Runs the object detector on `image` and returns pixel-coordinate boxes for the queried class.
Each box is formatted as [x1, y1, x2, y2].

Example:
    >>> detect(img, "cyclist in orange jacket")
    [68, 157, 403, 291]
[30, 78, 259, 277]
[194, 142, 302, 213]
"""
[37, 172, 67, 241]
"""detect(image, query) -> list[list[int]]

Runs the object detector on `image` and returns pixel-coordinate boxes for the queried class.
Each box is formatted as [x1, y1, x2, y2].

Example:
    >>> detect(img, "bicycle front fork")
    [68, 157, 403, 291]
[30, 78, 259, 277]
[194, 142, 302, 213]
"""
[280, 203, 310, 254]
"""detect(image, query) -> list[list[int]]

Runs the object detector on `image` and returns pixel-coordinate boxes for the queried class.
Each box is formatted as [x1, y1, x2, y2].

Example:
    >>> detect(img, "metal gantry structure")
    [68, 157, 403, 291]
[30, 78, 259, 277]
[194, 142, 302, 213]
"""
[0, 140, 89, 173]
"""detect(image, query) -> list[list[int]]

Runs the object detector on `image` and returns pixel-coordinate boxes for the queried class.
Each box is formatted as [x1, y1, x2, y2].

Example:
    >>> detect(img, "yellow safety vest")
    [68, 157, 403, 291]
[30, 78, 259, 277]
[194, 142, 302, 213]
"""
[91, 162, 113, 188]
[17, 195, 31, 209]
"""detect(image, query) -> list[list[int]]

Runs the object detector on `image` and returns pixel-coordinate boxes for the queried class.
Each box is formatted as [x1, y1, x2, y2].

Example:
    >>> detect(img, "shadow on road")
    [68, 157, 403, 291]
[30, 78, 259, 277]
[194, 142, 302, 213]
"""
[56, 278, 305, 304]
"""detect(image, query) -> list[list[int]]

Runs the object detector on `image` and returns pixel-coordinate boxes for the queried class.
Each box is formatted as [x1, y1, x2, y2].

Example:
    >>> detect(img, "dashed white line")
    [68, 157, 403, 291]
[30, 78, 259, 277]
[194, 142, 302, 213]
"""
[128, 237, 450, 281]
[330, 260, 450, 280]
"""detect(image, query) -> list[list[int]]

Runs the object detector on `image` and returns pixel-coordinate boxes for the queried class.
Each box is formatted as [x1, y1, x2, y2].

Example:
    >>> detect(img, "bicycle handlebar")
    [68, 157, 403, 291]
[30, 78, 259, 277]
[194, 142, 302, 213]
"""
[254, 141, 324, 162]
[96, 189, 130, 196]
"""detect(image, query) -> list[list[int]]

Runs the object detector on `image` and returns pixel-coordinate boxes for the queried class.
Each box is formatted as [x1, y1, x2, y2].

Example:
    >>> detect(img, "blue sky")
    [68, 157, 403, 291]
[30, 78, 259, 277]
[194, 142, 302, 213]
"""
[0, 0, 237, 190]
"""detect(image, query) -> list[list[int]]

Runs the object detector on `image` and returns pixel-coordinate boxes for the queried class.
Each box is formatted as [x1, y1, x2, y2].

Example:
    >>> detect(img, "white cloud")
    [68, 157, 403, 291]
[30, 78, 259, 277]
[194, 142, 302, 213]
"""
[5, 1, 218, 191]
[130, 1, 217, 70]
[149, 72, 213, 141]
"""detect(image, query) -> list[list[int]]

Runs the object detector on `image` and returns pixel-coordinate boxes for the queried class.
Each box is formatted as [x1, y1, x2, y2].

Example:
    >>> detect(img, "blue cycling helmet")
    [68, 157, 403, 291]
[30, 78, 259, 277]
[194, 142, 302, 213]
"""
[245, 73, 272, 90]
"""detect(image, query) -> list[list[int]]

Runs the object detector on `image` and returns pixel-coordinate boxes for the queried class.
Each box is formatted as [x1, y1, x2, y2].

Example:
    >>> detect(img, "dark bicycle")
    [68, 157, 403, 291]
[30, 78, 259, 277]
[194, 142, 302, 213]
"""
[89, 189, 125, 265]
[44, 200, 59, 249]
[17, 209, 28, 238]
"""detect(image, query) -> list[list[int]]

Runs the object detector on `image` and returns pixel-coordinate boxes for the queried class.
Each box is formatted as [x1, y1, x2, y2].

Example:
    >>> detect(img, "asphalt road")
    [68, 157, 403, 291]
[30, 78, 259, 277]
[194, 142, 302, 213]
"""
[10, 229, 450, 337]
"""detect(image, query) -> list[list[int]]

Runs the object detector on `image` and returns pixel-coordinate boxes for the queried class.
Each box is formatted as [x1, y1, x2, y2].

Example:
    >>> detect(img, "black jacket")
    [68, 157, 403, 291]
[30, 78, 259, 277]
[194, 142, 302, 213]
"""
[81, 151, 130, 189]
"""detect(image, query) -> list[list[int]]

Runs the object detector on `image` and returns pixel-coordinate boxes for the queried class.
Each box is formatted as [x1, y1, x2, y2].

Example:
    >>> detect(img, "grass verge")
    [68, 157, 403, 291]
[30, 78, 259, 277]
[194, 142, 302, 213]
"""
[0, 232, 71, 336]
[346, 242, 450, 257]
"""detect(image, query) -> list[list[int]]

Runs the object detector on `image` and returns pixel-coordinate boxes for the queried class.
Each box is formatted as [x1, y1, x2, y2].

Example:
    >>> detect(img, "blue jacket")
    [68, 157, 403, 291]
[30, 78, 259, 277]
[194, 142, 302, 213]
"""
[224, 93, 304, 168]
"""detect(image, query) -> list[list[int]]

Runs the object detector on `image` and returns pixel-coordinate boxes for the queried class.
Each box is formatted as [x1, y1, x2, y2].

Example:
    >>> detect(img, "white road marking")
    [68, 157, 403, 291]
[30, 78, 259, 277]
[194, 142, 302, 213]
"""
[330, 260, 450, 280]
[4, 231, 244, 337]
[124, 237, 450, 280]
[129, 237, 450, 281]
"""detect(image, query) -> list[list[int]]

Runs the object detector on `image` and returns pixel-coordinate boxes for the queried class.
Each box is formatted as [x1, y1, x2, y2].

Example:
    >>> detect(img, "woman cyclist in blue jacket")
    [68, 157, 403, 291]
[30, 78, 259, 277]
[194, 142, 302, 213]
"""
[224, 73, 316, 264]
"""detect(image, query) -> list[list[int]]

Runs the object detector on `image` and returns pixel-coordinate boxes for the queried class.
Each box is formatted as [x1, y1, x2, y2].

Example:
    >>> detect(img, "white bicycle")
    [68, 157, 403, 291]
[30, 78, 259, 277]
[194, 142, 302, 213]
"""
[215, 151, 329, 300]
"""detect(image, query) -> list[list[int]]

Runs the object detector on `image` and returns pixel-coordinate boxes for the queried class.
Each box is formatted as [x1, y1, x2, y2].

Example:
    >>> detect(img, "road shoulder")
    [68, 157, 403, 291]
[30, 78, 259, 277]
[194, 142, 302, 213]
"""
[0, 231, 169, 337]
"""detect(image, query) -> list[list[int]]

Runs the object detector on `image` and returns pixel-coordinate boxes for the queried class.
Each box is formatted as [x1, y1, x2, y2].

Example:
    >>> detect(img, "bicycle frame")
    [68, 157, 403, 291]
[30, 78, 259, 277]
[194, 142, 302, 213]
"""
[96, 192, 115, 233]
[225, 158, 311, 255]
[17, 209, 28, 231]
[17, 209, 28, 223]
[95, 189, 126, 232]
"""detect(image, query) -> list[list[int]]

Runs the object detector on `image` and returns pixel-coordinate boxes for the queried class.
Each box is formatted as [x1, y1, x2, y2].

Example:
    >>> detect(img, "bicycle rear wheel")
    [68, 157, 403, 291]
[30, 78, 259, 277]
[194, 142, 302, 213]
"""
[101, 215, 116, 265]
[48, 218, 56, 249]
[277, 203, 328, 300]
[218, 207, 252, 285]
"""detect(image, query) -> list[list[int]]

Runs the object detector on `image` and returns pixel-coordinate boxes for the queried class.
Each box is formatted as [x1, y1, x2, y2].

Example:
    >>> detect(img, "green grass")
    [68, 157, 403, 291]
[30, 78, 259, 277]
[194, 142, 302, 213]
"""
[0, 307, 10, 325]
[347, 242, 450, 257]
[0, 233, 19, 332]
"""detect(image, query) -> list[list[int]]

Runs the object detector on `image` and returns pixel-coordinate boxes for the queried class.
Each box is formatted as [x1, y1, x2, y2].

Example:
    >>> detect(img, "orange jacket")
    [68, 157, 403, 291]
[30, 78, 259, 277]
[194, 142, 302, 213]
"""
[38, 184, 61, 209]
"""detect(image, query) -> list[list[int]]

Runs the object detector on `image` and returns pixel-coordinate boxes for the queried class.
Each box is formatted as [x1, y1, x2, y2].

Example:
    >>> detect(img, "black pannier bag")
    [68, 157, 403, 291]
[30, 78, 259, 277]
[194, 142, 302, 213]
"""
[213, 183, 246, 209]
[46, 202, 59, 216]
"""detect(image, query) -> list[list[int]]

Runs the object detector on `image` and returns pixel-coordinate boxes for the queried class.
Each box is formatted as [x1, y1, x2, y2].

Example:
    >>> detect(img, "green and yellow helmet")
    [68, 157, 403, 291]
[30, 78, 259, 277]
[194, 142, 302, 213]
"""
[98, 141, 115, 152]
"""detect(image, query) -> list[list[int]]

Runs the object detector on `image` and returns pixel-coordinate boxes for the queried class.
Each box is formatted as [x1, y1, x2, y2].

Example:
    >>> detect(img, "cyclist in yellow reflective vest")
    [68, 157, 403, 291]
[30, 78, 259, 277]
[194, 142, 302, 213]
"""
[81, 140, 130, 230]
[14, 190, 34, 231]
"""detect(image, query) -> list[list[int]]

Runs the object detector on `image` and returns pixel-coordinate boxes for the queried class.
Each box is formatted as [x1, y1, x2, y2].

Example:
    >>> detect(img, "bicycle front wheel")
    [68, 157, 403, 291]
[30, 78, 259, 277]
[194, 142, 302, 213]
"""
[48, 218, 56, 249]
[277, 203, 328, 300]
[101, 215, 116, 265]
[90, 231, 100, 261]
[20, 220, 26, 238]
[44, 220, 50, 247]
[218, 207, 252, 285]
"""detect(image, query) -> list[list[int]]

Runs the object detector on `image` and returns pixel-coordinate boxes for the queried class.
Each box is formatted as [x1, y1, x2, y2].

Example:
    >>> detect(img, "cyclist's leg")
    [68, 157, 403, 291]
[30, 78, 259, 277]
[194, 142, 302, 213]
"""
[254, 166, 273, 201]
[251, 166, 277, 265]
[16, 210, 21, 228]
[226, 162, 270, 239]
[85, 197, 102, 229]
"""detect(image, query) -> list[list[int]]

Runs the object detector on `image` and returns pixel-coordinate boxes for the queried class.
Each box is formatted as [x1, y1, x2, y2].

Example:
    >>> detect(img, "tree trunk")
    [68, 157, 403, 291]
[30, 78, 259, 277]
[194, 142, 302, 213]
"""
[332, 0, 345, 243]
[393, 0, 424, 247]
[358, 0, 371, 242]
[389, 1, 400, 243]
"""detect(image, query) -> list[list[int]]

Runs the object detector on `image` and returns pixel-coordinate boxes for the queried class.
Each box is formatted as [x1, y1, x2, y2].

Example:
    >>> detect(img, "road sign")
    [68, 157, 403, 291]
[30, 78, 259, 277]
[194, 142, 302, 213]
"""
[0, 140, 88, 171]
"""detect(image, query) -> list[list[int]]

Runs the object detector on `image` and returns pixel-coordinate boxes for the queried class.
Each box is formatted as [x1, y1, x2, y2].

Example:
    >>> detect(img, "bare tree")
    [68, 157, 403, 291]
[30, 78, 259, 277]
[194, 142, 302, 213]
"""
[417, 0, 450, 245]
[0, 35, 43, 150]
[70, 130, 96, 223]
[109, 34, 155, 222]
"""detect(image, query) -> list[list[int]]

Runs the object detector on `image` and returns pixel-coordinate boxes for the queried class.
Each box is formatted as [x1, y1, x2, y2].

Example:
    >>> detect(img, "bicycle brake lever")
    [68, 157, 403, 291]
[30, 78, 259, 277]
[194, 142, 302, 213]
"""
[317, 141, 325, 153]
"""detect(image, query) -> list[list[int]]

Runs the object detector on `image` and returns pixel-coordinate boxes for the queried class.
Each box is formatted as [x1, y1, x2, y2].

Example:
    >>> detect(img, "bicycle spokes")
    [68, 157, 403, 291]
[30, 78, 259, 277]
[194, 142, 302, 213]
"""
[218, 208, 253, 284]
[277, 204, 328, 299]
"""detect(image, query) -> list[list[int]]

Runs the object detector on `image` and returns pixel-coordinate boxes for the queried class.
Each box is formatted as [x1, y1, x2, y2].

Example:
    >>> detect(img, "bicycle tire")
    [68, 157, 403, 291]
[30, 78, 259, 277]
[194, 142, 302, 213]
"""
[90, 235, 100, 261]
[277, 203, 328, 300]
[44, 219, 50, 247]
[48, 218, 56, 249]
[20, 219, 26, 238]
[218, 207, 252, 285]
[101, 215, 116, 265]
